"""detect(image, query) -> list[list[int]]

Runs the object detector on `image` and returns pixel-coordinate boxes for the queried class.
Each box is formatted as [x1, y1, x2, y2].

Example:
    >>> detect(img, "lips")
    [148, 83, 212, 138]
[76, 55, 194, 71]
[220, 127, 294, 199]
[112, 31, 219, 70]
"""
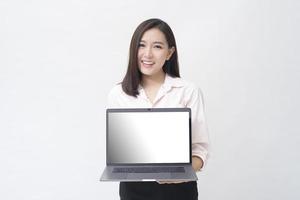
[142, 60, 154, 64]
[141, 60, 155, 68]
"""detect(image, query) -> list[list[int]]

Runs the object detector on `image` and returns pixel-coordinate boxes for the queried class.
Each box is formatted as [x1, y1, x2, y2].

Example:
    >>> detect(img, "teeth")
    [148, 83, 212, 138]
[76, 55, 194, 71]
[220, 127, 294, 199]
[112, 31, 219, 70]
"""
[142, 61, 154, 65]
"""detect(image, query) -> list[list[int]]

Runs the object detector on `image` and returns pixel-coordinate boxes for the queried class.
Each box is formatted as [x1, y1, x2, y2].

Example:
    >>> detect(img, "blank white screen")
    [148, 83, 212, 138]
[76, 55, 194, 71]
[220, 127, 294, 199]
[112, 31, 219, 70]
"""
[107, 111, 190, 164]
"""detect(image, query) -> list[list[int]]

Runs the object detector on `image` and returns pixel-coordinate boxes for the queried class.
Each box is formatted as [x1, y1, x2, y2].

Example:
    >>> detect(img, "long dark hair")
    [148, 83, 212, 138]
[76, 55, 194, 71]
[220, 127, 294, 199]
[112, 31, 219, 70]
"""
[122, 18, 180, 97]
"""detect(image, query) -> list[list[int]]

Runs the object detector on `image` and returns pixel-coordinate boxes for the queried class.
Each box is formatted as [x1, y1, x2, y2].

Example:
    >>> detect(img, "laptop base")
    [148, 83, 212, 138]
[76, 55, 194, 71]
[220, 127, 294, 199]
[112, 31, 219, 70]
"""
[100, 164, 198, 182]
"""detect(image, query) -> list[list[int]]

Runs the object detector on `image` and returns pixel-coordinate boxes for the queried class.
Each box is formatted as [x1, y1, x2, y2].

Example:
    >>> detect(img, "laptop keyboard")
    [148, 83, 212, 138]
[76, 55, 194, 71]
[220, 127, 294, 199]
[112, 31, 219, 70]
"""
[112, 167, 185, 173]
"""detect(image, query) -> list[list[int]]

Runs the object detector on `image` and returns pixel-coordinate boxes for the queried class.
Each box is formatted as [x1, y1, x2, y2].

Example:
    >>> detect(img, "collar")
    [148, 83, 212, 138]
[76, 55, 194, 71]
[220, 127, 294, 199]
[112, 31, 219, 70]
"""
[162, 73, 185, 91]
[138, 73, 184, 93]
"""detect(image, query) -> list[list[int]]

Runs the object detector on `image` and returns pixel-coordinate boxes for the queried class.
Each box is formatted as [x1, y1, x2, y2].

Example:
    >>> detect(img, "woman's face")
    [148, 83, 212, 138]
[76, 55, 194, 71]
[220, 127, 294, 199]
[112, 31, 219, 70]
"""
[138, 28, 174, 78]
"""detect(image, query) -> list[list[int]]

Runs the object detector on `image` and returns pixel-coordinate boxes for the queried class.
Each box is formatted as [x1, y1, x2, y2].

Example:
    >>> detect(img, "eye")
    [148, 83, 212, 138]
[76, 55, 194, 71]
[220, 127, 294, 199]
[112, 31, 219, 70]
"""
[138, 43, 145, 48]
[154, 45, 162, 49]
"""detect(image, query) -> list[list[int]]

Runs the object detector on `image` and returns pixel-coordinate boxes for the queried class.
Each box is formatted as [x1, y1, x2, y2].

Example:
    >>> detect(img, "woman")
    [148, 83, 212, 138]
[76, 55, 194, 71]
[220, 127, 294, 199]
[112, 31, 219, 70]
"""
[107, 18, 209, 200]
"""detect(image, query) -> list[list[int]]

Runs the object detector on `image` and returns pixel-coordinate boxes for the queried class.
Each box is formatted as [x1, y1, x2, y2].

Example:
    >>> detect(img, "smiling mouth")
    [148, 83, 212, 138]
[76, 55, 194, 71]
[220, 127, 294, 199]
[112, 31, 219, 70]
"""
[141, 60, 155, 69]
[142, 60, 154, 65]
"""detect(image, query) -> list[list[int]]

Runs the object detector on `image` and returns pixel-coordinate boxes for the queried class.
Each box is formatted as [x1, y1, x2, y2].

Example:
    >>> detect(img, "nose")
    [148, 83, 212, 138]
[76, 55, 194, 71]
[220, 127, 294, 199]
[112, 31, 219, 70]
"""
[144, 47, 153, 58]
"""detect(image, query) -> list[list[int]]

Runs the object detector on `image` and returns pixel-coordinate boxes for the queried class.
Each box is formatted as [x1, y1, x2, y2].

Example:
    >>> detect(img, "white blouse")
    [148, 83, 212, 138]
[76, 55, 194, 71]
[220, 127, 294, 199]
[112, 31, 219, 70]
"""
[107, 74, 210, 167]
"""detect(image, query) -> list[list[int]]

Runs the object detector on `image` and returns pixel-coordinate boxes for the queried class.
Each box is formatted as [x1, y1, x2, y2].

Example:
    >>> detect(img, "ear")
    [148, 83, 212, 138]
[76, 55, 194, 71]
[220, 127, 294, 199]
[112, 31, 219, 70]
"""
[166, 47, 175, 60]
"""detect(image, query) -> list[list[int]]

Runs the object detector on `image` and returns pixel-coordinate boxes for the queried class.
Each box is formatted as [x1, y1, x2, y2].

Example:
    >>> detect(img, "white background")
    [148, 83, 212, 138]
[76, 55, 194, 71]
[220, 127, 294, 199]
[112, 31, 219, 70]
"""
[1, 0, 299, 199]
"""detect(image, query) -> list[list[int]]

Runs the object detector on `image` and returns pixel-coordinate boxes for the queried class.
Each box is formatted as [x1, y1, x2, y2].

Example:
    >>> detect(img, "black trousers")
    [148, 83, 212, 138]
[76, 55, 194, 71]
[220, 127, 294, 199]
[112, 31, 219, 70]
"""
[119, 181, 198, 200]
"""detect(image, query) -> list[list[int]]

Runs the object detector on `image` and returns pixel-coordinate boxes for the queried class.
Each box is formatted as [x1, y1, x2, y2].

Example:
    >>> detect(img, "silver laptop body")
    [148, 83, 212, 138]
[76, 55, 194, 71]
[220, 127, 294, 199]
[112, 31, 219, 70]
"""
[100, 108, 198, 182]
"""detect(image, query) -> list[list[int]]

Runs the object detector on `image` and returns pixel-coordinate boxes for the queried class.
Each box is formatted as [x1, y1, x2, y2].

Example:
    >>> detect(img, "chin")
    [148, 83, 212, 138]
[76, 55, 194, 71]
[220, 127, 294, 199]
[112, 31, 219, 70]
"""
[139, 68, 152, 75]
[140, 71, 154, 76]
[139, 67, 164, 77]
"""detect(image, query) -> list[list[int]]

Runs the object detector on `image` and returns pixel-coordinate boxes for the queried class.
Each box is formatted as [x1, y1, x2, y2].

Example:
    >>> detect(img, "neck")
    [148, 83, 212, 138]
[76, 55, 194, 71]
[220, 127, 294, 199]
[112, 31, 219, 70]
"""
[141, 72, 166, 88]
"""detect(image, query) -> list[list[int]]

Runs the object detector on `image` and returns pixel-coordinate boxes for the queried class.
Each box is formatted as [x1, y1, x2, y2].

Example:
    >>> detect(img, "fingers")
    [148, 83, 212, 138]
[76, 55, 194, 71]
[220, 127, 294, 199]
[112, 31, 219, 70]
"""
[157, 181, 187, 184]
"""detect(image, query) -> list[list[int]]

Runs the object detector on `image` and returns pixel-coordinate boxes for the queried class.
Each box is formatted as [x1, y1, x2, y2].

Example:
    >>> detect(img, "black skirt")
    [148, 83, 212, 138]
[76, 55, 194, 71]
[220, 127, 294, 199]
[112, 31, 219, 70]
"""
[119, 181, 198, 200]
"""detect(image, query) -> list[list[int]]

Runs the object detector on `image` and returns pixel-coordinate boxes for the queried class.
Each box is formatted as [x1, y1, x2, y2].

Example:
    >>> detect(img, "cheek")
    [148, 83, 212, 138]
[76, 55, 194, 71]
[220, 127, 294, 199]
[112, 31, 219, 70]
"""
[157, 54, 168, 64]
[159, 52, 169, 60]
[137, 51, 142, 61]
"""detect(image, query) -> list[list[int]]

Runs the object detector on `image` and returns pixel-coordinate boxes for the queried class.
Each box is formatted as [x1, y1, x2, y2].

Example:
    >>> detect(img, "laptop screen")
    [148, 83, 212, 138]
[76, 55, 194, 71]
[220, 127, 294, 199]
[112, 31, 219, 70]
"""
[107, 108, 191, 164]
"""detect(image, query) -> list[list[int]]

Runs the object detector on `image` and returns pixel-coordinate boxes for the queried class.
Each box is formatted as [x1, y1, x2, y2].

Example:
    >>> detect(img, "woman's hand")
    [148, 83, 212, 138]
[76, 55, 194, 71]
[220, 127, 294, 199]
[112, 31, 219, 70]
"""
[157, 180, 187, 184]
[157, 156, 203, 184]
[192, 156, 203, 172]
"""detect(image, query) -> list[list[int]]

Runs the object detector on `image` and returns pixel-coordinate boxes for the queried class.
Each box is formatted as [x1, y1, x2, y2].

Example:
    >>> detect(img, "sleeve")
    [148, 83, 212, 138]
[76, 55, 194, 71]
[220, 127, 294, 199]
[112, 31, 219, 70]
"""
[106, 84, 122, 108]
[187, 87, 210, 169]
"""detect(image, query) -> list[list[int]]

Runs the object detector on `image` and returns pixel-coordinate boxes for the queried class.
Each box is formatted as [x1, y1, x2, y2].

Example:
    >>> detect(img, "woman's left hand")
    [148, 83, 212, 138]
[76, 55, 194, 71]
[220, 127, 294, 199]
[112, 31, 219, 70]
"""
[192, 156, 203, 171]
[157, 181, 187, 184]
[157, 156, 203, 184]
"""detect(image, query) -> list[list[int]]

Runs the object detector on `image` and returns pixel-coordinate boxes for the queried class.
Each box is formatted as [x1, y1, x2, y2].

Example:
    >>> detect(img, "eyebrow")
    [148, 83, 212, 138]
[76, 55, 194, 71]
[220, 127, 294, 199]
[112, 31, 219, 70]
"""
[140, 40, 166, 45]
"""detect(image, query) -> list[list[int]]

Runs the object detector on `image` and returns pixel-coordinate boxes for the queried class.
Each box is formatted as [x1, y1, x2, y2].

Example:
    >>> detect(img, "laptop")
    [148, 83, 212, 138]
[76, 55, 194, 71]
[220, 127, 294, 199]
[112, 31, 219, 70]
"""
[100, 108, 198, 181]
